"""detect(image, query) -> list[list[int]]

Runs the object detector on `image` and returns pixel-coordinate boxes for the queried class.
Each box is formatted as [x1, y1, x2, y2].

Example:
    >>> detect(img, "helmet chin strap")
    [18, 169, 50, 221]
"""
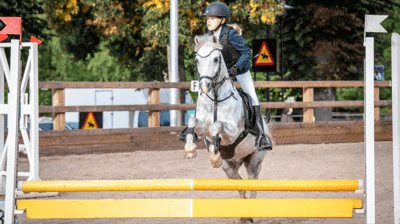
[210, 19, 224, 32]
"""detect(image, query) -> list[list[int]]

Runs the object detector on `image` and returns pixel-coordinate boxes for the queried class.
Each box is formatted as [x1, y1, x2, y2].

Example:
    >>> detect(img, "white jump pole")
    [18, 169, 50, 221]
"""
[169, 0, 178, 127]
[4, 39, 21, 224]
[392, 32, 400, 224]
[364, 36, 376, 224]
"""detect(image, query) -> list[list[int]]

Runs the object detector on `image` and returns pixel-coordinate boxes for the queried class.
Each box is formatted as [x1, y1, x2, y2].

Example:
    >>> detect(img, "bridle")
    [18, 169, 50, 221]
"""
[195, 48, 222, 87]
[195, 44, 236, 123]
[195, 45, 235, 102]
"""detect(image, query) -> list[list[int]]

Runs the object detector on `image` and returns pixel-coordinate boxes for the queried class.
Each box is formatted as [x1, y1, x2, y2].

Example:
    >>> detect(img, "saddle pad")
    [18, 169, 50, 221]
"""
[237, 89, 257, 132]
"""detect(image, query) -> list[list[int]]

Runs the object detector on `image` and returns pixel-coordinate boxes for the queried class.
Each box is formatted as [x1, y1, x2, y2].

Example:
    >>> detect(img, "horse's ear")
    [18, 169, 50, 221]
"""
[194, 36, 200, 44]
[211, 35, 218, 43]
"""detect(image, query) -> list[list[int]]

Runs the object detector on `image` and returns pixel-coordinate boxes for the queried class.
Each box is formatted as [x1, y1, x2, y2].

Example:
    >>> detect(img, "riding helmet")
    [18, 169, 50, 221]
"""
[203, 2, 230, 24]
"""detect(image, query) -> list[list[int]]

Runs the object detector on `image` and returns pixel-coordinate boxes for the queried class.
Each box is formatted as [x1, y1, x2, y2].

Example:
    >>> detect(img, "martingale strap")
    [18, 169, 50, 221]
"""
[205, 91, 234, 123]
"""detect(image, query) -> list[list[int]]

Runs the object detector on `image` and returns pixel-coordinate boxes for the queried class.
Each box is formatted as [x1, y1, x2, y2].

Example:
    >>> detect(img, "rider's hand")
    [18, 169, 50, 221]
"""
[228, 65, 238, 76]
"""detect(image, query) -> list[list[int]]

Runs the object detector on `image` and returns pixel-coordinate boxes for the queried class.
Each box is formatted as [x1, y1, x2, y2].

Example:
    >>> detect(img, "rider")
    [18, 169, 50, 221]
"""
[179, 1, 272, 151]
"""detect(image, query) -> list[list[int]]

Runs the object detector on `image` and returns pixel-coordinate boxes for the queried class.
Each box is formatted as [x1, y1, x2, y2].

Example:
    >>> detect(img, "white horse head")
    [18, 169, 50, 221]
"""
[194, 35, 229, 95]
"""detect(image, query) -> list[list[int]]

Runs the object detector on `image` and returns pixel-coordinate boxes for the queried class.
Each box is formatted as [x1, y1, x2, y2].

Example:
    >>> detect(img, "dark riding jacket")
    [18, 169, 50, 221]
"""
[209, 25, 251, 75]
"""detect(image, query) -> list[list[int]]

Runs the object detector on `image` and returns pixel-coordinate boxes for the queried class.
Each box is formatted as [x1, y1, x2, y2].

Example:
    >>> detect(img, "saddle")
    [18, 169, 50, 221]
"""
[205, 89, 258, 160]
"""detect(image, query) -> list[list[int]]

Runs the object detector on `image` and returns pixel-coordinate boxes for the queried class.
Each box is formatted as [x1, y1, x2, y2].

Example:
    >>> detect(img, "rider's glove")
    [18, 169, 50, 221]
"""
[228, 65, 238, 76]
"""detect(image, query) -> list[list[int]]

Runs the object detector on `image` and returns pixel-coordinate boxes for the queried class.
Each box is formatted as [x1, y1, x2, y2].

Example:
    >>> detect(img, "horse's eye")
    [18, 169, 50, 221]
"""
[214, 57, 218, 62]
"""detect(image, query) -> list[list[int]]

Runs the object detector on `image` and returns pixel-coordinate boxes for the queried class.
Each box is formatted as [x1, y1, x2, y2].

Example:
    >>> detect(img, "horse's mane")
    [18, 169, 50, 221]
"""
[194, 35, 223, 52]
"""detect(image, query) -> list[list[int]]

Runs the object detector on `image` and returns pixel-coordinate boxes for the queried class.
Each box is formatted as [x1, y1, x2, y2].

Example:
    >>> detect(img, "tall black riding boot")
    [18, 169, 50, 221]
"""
[254, 106, 273, 151]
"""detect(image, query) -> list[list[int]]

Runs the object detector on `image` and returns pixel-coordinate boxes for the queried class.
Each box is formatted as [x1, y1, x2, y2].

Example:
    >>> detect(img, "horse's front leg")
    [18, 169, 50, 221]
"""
[184, 117, 207, 159]
[208, 121, 237, 168]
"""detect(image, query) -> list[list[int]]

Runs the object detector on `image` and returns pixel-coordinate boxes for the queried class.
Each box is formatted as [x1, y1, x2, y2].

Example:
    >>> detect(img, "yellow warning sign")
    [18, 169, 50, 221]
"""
[82, 112, 99, 129]
[255, 42, 274, 65]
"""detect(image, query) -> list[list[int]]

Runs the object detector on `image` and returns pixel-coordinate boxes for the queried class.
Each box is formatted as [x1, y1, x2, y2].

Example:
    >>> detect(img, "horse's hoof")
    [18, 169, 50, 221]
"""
[184, 151, 197, 159]
[238, 217, 254, 224]
[184, 142, 197, 159]
[210, 152, 222, 168]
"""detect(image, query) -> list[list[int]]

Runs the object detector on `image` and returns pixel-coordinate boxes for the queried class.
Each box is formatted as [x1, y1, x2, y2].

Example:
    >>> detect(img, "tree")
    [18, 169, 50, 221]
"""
[281, 0, 398, 120]
[42, 0, 285, 122]
[0, 0, 48, 43]
[0, 0, 51, 108]
[44, 0, 101, 61]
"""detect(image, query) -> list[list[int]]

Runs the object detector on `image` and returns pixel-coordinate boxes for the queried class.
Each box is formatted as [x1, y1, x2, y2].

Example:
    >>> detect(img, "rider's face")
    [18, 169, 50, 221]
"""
[207, 16, 223, 31]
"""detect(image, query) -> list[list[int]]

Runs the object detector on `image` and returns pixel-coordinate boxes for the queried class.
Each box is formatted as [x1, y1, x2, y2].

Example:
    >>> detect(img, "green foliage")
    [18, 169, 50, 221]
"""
[40, 36, 132, 82]
[45, 0, 100, 61]
[0, 0, 51, 112]
[336, 87, 363, 102]
[280, 0, 397, 114]
[9, 0, 398, 116]
[336, 87, 363, 111]
[36, 36, 133, 114]
[375, 0, 400, 106]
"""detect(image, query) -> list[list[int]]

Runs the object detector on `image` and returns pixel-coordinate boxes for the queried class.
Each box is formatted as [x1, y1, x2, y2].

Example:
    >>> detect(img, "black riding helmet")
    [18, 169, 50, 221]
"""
[203, 2, 230, 31]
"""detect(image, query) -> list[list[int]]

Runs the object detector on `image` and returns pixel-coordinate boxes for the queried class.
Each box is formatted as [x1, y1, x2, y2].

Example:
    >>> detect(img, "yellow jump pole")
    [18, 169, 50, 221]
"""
[17, 198, 363, 219]
[18, 179, 363, 192]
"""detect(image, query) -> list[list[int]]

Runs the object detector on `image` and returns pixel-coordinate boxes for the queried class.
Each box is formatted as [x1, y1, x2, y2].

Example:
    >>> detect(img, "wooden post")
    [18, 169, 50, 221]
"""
[303, 87, 314, 123]
[52, 89, 65, 130]
[374, 87, 380, 120]
[148, 88, 160, 127]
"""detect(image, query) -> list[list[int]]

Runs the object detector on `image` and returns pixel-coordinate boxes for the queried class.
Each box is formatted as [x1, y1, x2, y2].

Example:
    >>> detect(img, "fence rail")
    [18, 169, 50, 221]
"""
[38, 100, 392, 113]
[38, 81, 392, 130]
[38, 81, 391, 89]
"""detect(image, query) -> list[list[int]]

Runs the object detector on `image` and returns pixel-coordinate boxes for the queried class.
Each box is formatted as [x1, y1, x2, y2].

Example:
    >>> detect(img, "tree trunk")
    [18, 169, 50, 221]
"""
[314, 87, 335, 121]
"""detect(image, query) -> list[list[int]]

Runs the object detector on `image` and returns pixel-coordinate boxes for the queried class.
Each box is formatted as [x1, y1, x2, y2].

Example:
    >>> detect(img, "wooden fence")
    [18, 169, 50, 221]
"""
[38, 80, 391, 130]
[22, 80, 392, 156]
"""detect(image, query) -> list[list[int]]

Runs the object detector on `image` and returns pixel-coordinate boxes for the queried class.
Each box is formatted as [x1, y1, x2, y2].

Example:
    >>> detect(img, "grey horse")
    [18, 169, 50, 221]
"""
[184, 34, 272, 224]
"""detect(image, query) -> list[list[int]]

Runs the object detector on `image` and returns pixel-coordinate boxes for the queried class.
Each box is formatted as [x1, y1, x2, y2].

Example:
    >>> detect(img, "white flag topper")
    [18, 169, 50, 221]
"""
[364, 14, 388, 44]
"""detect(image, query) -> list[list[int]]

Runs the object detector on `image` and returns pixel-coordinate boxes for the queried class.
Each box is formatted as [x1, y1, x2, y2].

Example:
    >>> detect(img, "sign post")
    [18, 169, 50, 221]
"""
[252, 39, 277, 116]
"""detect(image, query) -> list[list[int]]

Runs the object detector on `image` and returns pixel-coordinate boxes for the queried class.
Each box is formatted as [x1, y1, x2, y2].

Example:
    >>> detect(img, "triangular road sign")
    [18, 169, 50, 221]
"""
[30, 36, 42, 45]
[255, 42, 274, 65]
[82, 112, 99, 129]
[0, 34, 7, 43]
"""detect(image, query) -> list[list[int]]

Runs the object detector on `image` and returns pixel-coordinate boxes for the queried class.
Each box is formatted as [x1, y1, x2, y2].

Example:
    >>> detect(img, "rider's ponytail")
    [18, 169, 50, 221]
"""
[226, 23, 242, 36]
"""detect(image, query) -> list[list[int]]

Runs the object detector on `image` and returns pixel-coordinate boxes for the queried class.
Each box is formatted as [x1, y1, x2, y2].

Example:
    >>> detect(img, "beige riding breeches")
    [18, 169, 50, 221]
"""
[235, 70, 260, 106]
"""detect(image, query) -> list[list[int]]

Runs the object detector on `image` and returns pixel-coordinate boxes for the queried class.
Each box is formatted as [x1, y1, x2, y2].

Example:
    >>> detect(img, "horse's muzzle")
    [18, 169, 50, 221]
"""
[201, 81, 212, 94]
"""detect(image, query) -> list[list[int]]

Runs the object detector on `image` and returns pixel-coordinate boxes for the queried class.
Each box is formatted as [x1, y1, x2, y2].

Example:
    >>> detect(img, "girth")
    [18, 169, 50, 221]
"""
[206, 128, 250, 160]
[206, 90, 256, 160]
